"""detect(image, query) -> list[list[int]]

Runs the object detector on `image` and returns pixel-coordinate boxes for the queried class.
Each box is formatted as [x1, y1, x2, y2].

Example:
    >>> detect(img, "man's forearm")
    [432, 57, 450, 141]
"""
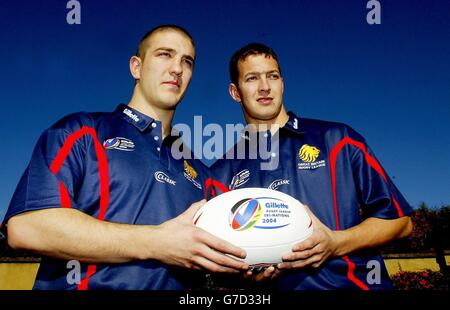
[7, 208, 158, 263]
[333, 216, 413, 257]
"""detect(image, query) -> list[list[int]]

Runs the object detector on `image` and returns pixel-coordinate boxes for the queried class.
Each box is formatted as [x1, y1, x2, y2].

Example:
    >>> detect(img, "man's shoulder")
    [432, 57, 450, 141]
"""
[298, 117, 368, 149]
[33, 110, 118, 147]
[48, 110, 114, 133]
[300, 117, 352, 133]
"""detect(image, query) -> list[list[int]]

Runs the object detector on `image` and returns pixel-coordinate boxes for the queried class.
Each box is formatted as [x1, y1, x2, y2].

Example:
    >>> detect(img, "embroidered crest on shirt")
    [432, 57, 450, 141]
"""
[103, 137, 135, 151]
[298, 144, 326, 170]
[183, 160, 202, 189]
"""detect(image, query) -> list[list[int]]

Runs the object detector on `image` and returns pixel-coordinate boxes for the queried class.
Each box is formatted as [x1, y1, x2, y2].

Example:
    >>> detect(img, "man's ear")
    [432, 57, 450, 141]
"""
[130, 56, 142, 80]
[228, 83, 241, 103]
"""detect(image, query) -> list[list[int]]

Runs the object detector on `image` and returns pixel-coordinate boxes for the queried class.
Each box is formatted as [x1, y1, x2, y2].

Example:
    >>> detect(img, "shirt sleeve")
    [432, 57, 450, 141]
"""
[345, 127, 413, 219]
[3, 121, 86, 224]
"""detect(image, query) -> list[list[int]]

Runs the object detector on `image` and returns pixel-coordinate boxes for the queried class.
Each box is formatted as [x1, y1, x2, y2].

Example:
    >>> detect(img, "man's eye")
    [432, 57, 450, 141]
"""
[158, 52, 170, 57]
[246, 76, 257, 82]
[269, 74, 279, 79]
[183, 59, 193, 67]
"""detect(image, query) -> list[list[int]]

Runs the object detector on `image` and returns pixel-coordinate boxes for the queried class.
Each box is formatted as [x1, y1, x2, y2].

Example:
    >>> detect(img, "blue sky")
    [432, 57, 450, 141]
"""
[1, 0, 449, 221]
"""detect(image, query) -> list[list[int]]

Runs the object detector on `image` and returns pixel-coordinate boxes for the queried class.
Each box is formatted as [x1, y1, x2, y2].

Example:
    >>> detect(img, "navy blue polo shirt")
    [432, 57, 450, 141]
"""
[210, 111, 412, 290]
[4, 104, 208, 290]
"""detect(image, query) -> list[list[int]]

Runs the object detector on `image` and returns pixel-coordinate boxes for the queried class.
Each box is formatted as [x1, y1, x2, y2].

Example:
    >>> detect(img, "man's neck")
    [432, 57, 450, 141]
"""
[244, 105, 289, 134]
[128, 95, 174, 139]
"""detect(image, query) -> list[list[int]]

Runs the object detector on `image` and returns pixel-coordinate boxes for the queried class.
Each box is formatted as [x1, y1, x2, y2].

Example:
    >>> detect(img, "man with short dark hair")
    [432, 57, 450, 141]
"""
[3, 25, 248, 290]
[210, 43, 413, 289]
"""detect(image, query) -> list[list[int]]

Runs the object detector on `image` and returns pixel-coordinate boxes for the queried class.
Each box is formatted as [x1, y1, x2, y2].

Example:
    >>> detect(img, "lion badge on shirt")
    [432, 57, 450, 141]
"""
[297, 144, 326, 170]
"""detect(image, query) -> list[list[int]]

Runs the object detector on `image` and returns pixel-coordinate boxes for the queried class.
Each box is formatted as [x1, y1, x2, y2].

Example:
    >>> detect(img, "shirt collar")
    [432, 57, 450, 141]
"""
[283, 111, 305, 135]
[114, 104, 155, 132]
[114, 104, 182, 145]
[239, 111, 304, 141]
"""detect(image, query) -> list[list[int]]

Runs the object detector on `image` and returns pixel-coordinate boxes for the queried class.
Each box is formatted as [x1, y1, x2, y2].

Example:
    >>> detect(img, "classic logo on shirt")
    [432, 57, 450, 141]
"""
[154, 171, 176, 186]
[103, 137, 135, 151]
[183, 160, 202, 190]
[298, 144, 326, 170]
[268, 179, 290, 190]
[229, 169, 250, 190]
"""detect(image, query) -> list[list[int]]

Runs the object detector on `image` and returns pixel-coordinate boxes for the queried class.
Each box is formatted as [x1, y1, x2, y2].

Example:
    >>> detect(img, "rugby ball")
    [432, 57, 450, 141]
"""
[193, 188, 313, 266]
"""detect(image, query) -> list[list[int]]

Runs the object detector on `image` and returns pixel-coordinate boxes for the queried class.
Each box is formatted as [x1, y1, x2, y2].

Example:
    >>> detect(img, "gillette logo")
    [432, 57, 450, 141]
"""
[265, 202, 289, 209]
[123, 108, 140, 122]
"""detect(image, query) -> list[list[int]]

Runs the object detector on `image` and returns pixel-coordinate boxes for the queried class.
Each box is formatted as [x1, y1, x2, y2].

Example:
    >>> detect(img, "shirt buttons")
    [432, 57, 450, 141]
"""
[157, 147, 160, 152]
[151, 122, 157, 128]
[263, 133, 269, 138]
[271, 152, 277, 157]
[154, 136, 159, 141]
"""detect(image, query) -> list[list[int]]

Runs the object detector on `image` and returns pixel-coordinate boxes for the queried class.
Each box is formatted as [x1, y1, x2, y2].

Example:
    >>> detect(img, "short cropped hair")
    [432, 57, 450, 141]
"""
[136, 24, 195, 60]
[229, 43, 282, 86]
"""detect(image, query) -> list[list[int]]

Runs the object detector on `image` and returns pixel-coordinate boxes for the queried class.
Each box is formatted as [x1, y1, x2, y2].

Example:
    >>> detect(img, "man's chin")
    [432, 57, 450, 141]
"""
[252, 109, 280, 121]
[159, 95, 183, 108]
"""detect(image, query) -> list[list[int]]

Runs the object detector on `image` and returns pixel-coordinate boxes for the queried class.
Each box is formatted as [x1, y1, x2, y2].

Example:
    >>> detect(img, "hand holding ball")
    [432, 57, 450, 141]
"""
[193, 188, 313, 266]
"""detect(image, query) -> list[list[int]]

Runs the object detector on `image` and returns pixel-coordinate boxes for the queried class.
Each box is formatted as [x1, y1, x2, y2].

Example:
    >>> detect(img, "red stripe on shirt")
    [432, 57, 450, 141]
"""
[205, 177, 229, 200]
[342, 256, 369, 290]
[77, 264, 97, 290]
[58, 182, 72, 208]
[329, 136, 405, 290]
[50, 126, 110, 290]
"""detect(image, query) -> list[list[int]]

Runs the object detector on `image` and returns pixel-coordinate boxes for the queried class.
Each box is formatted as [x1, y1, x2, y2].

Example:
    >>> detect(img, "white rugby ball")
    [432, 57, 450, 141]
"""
[193, 188, 313, 266]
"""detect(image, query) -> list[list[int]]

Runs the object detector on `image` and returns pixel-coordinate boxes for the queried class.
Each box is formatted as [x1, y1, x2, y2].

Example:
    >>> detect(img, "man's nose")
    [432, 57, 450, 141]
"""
[169, 59, 183, 77]
[259, 77, 270, 93]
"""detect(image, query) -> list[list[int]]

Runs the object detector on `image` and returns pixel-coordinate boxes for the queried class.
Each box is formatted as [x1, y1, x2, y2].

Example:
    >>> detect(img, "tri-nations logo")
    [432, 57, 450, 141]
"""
[228, 197, 291, 231]
[103, 137, 135, 151]
[229, 169, 250, 190]
[298, 144, 326, 170]
[229, 198, 262, 231]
